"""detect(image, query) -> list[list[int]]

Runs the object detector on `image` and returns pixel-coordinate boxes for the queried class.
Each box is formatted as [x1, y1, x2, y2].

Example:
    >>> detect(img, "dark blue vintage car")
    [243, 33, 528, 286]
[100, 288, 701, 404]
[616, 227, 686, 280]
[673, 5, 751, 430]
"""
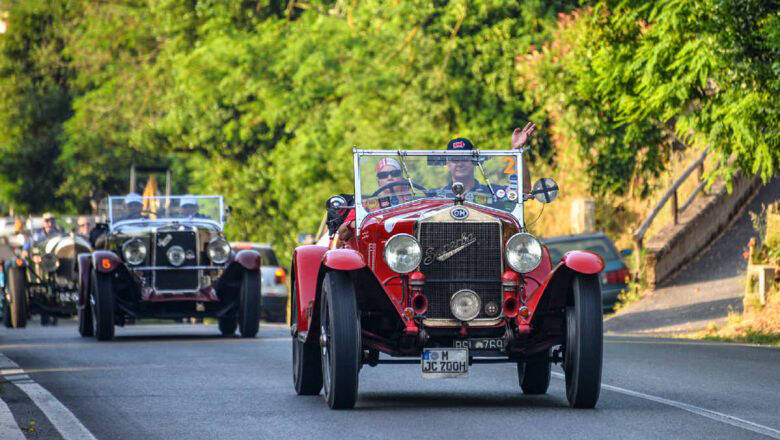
[543, 232, 631, 311]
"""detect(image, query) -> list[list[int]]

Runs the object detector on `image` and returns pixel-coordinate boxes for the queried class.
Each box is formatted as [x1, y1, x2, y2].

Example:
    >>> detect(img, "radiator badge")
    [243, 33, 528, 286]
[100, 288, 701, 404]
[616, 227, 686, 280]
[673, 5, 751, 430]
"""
[450, 206, 469, 220]
[423, 232, 477, 265]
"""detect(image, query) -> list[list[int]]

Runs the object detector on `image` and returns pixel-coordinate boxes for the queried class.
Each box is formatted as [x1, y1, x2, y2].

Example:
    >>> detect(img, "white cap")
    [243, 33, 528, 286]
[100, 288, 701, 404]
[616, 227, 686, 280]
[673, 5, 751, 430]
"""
[181, 196, 198, 207]
[125, 193, 142, 205]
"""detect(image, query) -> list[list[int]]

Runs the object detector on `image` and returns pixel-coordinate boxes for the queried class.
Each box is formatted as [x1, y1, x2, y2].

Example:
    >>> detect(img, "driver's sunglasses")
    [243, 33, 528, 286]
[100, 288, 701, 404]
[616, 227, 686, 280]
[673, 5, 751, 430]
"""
[376, 170, 403, 179]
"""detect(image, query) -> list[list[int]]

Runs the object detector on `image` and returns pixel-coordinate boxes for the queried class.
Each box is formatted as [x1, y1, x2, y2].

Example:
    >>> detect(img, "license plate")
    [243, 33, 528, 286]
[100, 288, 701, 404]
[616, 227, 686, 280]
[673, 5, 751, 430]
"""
[453, 338, 504, 351]
[421, 348, 468, 379]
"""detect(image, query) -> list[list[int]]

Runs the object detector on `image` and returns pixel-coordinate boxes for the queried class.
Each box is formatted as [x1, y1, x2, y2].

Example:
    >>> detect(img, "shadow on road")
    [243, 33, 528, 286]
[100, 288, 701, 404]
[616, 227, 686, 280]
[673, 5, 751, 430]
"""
[355, 391, 568, 410]
[606, 297, 742, 334]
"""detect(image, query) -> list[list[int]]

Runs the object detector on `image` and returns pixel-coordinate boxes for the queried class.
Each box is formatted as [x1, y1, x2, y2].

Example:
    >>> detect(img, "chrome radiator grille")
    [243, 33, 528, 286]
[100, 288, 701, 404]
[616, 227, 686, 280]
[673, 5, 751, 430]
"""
[418, 222, 502, 319]
[153, 230, 199, 291]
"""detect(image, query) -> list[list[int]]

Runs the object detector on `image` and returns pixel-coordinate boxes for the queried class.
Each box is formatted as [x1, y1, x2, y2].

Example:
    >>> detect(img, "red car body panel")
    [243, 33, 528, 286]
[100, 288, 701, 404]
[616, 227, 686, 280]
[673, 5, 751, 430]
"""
[292, 245, 330, 334]
[561, 250, 605, 275]
[323, 249, 366, 271]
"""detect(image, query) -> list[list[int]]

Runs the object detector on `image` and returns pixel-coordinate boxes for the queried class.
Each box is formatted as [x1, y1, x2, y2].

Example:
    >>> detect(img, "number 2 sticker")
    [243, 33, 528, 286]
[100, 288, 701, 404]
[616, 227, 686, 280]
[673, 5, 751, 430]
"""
[502, 157, 516, 174]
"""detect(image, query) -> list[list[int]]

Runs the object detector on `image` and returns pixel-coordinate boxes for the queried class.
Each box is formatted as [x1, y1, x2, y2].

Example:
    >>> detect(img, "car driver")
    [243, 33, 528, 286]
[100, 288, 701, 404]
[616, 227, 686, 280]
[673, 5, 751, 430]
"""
[118, 193, 146, 221]
[180, 196, 209, 219]
[372, 158, 413, 210]
[439, 122, 534, 201]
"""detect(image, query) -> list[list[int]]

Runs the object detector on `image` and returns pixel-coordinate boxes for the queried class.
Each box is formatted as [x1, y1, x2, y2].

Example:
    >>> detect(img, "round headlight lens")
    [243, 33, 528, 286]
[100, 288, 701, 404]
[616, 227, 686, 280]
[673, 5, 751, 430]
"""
[40, 253, 59, 273]
[166, 245, 186, 267]
[505, 232, 542, 273]
[207, 238, 231, 264]
[383, 233, 422, 274]
[450, 289, 481, 321]
[122, 239, 147, 265]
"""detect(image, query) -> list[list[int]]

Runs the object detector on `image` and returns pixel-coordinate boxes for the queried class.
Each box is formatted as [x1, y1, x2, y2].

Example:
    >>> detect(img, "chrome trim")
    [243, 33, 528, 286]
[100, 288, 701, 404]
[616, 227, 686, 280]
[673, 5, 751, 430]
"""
[132, 265, 226, 271]
[422, 318, 503, 327]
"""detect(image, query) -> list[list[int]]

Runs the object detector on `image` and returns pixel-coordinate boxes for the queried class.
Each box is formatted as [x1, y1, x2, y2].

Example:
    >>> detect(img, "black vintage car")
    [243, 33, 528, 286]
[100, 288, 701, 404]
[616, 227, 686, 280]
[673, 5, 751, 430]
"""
[78, 195, 262, 340]
[2, 233, 92, 328]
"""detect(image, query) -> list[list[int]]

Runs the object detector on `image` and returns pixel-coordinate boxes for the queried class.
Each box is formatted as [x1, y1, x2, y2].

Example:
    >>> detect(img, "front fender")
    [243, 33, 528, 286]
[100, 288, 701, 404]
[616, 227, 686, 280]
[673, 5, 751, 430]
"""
[526, 251, 604, 322]
[234, 249, 261, 271]
[322, 248, 366, 271]
[291, 245, 329, 337]
[77, 253, 92, 307]
[92, 250, 121, 273]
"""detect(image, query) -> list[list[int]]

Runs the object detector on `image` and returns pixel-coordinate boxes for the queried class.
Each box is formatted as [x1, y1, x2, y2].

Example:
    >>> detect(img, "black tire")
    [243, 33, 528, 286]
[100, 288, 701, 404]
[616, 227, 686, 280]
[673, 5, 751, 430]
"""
[6, 264, 27, 328]
[564, 274, 603, 408]
[2, 294, 11, 328]
[218, 317, 237, 336]
[292, 280, 322, 395]
[78, 273, 94, 337]
[238, 270, 260, 338]
[320, 271, 360, 409]
[91, 270, 115, 341]
[518, 348, 552, 394]
[41, 312, 51, 326]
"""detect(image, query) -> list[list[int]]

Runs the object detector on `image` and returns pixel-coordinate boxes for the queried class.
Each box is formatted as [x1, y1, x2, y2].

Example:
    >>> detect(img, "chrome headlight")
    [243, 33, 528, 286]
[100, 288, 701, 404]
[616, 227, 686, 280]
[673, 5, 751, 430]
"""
[505, 232, 542, 273]
[166, 245, 186, 267]
[383, 233, 421, 274]
[40, 253, 59, 273]
[450, 289, 481, 321]
[122, 239, 147, 265]
[207, 238, 231, 264]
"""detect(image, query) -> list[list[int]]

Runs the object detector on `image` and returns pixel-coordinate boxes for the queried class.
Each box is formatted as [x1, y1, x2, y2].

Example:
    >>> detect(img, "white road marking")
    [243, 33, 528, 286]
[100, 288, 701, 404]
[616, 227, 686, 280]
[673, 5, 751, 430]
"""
[0, 353, 98, 440]
[552, 372, 780, 439]
[0, 397, 26, 440]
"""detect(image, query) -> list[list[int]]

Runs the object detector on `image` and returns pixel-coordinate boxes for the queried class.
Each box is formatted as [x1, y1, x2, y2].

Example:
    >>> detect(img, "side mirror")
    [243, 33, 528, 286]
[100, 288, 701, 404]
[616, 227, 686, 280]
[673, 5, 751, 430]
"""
[620, 248, 633, 257]
[223, 205, 233, 223]
[531, 178, 559, 203]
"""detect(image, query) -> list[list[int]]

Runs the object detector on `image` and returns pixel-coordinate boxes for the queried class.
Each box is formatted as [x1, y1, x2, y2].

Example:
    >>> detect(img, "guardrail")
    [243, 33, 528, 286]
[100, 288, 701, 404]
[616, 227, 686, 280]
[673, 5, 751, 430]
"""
[632, 148, 711, 270]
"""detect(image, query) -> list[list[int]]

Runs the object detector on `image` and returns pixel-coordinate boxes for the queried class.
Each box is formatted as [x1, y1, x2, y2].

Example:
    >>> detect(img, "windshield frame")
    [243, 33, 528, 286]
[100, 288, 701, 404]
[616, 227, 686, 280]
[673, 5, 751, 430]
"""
[353, 149, 526, 235]
[107, 195, 225, 231]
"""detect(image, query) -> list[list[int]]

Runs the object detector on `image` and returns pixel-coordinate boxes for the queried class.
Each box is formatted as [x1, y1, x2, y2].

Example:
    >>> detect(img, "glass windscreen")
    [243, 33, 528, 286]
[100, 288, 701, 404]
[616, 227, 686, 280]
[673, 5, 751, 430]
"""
[358, 153, 523, 214]
[107, 196, 224, 225]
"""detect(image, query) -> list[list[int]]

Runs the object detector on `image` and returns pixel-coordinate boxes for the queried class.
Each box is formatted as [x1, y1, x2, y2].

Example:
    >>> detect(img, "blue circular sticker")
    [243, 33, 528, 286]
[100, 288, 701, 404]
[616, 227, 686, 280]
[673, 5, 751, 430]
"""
[450, 206, 469, 220]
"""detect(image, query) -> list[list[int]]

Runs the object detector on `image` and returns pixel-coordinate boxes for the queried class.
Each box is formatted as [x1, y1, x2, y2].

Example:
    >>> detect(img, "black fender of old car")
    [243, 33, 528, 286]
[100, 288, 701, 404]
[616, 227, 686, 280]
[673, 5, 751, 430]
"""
[291, 246, 400, 344]
[214, 249, 262, 294]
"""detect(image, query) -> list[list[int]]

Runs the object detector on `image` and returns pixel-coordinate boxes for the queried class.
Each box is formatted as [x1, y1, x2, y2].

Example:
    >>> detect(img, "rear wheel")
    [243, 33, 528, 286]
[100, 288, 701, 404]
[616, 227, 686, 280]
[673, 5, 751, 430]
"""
[218, 317, 237, 336]
[6, 264, 27, 328]
[518, 348, 551, 394]
[564, 274, 603, 408]
[78, 273, 94, 337]
[91, 271, 115, 341]
[292, 280, 322, 395]
[238, 270, 260, 338]
[320, 271, 360, 409]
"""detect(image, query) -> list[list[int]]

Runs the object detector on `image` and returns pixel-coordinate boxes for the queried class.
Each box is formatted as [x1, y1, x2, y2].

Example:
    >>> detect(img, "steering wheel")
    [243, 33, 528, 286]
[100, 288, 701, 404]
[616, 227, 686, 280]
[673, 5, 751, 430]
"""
[370, 180, 430, 198]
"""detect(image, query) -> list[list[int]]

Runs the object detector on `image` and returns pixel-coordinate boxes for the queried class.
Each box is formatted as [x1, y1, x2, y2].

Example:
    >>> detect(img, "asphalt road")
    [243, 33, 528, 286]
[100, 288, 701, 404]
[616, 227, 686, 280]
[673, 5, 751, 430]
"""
[1, 320, 779, 440]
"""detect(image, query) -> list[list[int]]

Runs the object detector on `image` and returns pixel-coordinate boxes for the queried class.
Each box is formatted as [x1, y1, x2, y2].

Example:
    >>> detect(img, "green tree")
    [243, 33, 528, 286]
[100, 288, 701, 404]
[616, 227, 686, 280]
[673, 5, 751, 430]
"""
[0, 1, 80, 213]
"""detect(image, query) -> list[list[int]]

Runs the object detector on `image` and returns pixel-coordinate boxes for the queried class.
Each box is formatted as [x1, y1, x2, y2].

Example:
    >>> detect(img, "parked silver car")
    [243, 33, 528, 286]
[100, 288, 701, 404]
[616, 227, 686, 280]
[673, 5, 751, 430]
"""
[231, 242, 288, 322]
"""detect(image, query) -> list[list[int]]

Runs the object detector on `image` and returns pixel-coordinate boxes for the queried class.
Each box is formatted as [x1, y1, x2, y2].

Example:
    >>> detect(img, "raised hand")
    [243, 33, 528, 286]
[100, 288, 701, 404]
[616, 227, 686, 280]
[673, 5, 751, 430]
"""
[512, 121, 536, 150]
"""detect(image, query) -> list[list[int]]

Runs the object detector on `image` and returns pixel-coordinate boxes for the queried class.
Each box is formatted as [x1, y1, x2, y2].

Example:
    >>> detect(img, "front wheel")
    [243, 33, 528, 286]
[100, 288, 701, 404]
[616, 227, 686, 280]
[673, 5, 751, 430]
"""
[91, 271, 115, 341]
[6, 264, 27, 328]
[564, 274, 603, 408]
[292, 280, 322, 395]
[78, 270, 94, 336]
[320, 271, 361, 409]
[238, 270, 260, 338]
[518, 348, 551, 394]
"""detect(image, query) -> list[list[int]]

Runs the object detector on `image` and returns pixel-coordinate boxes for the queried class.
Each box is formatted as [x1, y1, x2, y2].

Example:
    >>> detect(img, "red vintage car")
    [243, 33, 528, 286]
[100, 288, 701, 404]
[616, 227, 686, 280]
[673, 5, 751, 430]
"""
[290, 149, 604, 409]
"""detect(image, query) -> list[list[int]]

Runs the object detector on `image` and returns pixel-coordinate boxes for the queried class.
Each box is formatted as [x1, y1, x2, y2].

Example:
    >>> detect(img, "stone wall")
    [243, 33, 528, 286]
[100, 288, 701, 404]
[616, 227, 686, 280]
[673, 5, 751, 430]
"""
[644, 172, 762, 288]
